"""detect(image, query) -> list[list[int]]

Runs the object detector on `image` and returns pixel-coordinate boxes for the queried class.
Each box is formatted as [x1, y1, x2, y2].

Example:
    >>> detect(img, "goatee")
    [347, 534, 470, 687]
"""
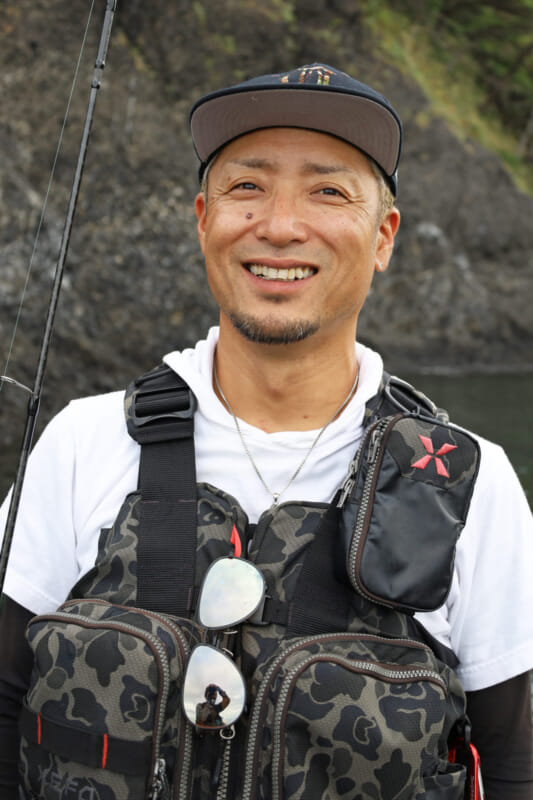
[229, 312, 319, 345]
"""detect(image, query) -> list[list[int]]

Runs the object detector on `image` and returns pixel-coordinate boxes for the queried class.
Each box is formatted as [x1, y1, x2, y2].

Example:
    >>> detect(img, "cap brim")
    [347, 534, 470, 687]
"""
[190, 86, 401, 181]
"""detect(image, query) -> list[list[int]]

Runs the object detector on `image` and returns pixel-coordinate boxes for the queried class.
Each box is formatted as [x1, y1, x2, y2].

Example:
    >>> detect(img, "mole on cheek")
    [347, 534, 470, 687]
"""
[246, 212, 253, 220]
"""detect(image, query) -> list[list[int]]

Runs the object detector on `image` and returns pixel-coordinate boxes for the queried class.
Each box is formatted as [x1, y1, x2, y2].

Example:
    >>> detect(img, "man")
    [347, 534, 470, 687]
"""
[1, 63, 532, 799]
[196, 684, 231, 729]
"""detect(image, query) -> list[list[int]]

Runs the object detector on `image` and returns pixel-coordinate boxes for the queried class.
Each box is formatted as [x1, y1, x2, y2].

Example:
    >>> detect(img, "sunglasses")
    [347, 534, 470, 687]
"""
[182, 556, 266, 731]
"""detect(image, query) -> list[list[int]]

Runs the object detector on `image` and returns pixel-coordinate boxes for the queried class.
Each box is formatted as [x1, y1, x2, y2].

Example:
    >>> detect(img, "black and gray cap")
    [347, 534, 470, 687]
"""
[189, 63, 402, 196]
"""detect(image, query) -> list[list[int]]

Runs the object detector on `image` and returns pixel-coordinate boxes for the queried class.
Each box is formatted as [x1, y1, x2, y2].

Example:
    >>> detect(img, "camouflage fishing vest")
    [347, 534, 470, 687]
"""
[18, 365, 480, 800]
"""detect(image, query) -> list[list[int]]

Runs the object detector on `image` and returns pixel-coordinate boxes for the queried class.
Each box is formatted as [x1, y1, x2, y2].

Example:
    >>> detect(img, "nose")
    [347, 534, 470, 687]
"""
[253, 190, 308, 247]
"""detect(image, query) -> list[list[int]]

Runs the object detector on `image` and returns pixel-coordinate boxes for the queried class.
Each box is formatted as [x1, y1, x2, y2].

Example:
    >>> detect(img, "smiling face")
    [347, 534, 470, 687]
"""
[195, 128, 400, 349]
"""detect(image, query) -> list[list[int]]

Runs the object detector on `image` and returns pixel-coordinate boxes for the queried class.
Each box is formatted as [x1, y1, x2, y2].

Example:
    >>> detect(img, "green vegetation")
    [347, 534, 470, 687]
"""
[361, 0, 533, 192]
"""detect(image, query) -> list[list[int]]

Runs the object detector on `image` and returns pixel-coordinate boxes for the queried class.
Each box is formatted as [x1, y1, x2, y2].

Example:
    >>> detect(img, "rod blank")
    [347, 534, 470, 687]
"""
[0, 1, 118, 595]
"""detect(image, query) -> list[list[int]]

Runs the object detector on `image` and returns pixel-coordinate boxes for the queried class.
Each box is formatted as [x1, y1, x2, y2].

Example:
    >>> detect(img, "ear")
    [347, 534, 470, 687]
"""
[375, 207, 400, 272]
[195, 192, 207, 255]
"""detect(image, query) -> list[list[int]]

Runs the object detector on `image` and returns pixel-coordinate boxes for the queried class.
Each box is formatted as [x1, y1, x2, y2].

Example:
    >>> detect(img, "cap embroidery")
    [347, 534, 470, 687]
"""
[281, 65, 337, 86]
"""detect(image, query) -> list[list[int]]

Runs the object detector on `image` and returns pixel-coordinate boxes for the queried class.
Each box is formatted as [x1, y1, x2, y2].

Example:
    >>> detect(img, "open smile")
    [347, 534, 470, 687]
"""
[245, 263, 317, 282]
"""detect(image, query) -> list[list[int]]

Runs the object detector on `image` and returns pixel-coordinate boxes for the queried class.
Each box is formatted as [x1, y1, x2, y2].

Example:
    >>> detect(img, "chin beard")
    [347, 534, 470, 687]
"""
[228, 312, 319, 345]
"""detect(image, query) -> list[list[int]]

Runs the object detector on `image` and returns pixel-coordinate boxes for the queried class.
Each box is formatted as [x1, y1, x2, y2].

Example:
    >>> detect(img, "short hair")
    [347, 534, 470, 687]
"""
[368, 158, 396, 221]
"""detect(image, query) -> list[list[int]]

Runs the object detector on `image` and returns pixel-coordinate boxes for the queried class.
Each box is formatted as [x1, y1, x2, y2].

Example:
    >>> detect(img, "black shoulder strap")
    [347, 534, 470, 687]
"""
[125, 363, 198, 615]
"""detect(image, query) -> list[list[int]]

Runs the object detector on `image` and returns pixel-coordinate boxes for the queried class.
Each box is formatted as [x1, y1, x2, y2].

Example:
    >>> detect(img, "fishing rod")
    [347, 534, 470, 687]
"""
[0, 0, 118, 595]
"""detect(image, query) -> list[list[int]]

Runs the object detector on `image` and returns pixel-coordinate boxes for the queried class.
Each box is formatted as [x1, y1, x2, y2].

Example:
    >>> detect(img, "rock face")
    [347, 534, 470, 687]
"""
[1, 0, 532, 494]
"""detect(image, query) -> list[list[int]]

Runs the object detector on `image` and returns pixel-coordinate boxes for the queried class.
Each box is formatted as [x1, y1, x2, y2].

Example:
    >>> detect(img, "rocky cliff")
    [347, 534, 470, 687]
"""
[1, 0, 532, 494]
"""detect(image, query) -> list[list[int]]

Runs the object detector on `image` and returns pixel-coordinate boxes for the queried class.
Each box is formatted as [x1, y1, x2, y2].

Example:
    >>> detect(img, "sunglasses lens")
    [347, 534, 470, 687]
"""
[183, 645, 245, 730]
[198, 557, 265, 629]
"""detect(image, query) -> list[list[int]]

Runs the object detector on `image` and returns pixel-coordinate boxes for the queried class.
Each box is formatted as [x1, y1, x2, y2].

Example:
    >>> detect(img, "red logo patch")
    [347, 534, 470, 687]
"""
[411, 435, 457, 478]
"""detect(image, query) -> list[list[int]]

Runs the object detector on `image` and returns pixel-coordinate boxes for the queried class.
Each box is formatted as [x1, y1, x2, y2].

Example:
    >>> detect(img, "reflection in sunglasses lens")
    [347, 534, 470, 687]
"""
[183, 645, 245, 729]
[198, 557, 265, 629]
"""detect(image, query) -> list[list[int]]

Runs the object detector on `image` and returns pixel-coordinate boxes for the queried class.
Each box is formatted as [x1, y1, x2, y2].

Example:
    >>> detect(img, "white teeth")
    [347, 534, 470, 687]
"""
[248, 264, 314, 281]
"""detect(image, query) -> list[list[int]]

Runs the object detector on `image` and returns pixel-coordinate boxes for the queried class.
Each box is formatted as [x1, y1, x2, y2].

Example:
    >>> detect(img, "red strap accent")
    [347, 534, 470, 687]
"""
[102, 733, 108, 769]
[230, 524, 242, 558]
[37, 712, 42, 745]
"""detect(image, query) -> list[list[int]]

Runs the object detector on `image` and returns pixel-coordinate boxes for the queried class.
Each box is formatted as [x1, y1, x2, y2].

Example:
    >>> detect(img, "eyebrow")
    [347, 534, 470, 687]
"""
[227, 158, 355, 176]
[301, 162, 352, 176]
[228, 158, 275, 170]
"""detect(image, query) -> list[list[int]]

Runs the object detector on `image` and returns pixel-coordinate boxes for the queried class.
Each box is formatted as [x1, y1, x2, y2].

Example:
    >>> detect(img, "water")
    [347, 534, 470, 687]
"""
[402, 372, 532, 506]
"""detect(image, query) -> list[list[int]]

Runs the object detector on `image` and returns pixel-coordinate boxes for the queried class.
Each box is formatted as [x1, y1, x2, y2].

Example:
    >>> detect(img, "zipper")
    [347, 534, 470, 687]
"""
[241, 631, 440, 800]
[336, 457, 358, 509]
[175, 722, 194, 799]
[337, 417, 391, 509]
[34, 603, 188, 797]
[342, 416, 403, 606]
[270, 653, 445, 800]
[215, 736, 233, 800]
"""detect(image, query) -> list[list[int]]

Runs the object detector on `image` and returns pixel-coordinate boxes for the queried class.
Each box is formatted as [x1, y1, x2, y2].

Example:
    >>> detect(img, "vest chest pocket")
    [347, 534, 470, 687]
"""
[19, 599, 199, 800]
[242, 633, 466, 800]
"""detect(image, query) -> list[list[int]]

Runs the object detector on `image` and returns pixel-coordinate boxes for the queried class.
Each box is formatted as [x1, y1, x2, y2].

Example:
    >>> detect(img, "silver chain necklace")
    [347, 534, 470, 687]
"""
[213, 358, 359, 507]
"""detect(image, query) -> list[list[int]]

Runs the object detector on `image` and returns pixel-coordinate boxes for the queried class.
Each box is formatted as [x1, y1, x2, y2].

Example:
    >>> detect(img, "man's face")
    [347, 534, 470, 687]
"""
[195, 128, 399, 347]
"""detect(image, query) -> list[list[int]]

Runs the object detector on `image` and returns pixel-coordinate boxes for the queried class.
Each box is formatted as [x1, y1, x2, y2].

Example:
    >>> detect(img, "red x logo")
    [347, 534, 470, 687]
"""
[411, 435, 457, 478]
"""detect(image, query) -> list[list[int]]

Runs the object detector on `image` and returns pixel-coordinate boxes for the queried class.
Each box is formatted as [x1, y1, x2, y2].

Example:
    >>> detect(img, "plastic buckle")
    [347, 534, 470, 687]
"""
[129, 379, 198, 444]
[132, 384, 197, 429]
[449, 721, 485, 800]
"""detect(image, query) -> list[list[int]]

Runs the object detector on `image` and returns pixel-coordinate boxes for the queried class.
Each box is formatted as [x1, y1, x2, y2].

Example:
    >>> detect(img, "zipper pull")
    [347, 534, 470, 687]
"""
[367, 427, 383, 464]
[337, 459, 357, 507]
[150, 757, 169, 799]
[337, 420, 388, 509]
